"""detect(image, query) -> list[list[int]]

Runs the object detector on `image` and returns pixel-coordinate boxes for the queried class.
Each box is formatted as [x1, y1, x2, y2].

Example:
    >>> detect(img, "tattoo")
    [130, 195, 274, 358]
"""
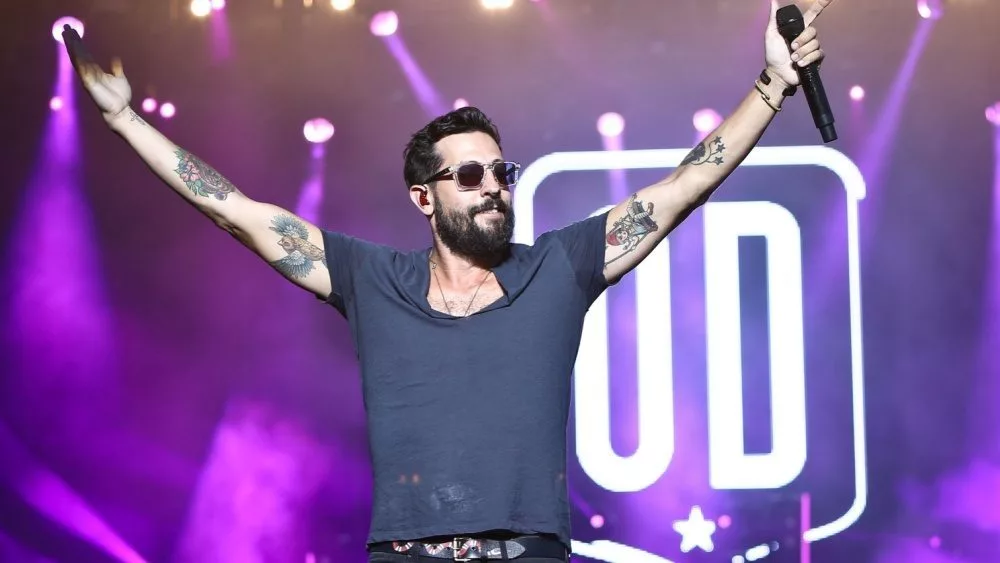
[127, 108, 147, 126]
[173, 149, 238, 200]
[268, 215, 326, 279]
[680, 136, 726, 166]
[604, 193, 658, 266]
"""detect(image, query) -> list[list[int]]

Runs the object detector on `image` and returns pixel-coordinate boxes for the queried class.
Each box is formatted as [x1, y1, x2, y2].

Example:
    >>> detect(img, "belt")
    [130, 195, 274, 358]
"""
[369, 535, 566, 561]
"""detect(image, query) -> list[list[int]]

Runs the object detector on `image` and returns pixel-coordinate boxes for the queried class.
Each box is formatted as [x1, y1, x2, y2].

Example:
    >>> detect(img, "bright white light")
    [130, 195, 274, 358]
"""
[673, 506, 716, 553]
[331, 0, 354, 10]
[160, 102, 176, 119]
[211, 0, 226, 10]
[49, 97, 64, 111]
[693, 108, 723, 134]
[303, 118, 335, 144]
[141, 98, 158, 113]
[986, 102, 1000, 126]
[52, 17, 84, 43]
[596, 112, 625, 137]
[453, 98, 470, 110]
[916, 0, 942, 19]
[745, 544, 772, 561]
[849, 85, 865, 101]
[370, 11, 398, 37]
[191, 0, 212, 18]
[482, 0, 515, 8]
[590, 514, 605, 529]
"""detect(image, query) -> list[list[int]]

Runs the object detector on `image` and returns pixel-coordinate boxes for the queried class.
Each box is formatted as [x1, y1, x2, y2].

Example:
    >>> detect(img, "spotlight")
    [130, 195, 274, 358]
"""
[453, 98, 470, 110]
[331, 0, 354, 10]
[916, 0, 943, 19]
[717, 514, 732, 529]
[211, 0, 226, 10]
[141, 98, 158, 113]
[849, 85, 865, 101]
[303, 118, 335, 144]
[49, 97, 64, 111]
[191, 0, 212, 18]
[596, 112, 625, 137]
[482, 0, 515, 9]
[160, 102, 176, 119]
[693, 108, 723, 134]
[987, 102, 1000, 126]
[52, 17, 84, 43]
[370, 11, 398, 37]
[589, 514, 605, 529]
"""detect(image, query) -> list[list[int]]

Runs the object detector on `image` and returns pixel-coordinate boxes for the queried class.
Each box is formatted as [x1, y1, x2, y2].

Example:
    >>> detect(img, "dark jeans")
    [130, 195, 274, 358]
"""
[368, 553, 567, 563]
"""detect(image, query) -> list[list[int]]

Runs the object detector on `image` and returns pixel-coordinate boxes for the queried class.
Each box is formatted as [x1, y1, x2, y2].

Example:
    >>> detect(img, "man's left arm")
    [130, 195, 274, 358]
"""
[601, 0, 833, 284]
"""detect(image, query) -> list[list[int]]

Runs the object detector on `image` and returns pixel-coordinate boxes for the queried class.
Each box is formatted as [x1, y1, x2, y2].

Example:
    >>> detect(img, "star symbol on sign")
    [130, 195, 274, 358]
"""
[672, 505, 717, 553]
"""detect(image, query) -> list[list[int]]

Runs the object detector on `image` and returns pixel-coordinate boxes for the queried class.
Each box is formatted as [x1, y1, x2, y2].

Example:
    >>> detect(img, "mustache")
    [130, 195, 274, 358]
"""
[468, 198, 510, 216]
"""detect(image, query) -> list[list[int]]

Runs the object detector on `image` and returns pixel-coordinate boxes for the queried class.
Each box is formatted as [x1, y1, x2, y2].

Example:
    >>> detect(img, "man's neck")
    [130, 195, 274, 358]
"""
[429, 241, 504, 287]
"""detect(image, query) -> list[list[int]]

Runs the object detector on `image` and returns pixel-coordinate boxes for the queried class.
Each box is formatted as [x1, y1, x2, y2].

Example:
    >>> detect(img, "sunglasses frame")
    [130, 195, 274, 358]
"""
[423, 160, 521, 191]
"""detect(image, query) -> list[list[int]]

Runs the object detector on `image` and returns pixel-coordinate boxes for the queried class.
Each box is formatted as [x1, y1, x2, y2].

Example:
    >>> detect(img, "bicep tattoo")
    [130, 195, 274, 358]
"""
[173, 149, 238, 200]
[605, 193, 659, 266]
[268, 215, 327, 279]
[680, 136, 726, 166]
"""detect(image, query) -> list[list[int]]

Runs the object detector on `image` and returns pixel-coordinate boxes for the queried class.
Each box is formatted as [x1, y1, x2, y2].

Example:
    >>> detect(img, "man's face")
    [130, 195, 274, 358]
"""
[430, 132, 515, 259]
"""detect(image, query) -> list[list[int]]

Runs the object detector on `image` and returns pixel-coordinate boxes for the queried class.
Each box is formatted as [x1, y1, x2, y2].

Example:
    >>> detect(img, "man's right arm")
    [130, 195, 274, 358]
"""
[106, 107, 332, 298]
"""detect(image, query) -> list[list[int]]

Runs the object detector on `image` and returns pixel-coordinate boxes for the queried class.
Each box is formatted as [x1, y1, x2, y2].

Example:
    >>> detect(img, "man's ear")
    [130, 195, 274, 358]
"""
[409, 185, 433, 217]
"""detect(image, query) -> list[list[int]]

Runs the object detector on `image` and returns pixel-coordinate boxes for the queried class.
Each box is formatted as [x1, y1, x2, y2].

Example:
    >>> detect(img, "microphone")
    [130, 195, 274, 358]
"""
[776, 4, 837, 143]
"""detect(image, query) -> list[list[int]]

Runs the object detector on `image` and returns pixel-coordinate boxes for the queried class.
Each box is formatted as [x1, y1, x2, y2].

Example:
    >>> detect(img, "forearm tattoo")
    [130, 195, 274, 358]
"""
[173, 149, 238, 200]
[605, 193, 659, 266]
[127, 108, 147, 126]
[268, 215, 327, 279]
[680, 136, 726, 166]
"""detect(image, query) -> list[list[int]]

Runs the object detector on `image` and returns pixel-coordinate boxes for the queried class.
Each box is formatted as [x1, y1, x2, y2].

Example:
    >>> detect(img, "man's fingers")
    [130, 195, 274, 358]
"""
[111, 57, 124, 78]
[796, 48, 824, 67]
[790, 26, 817, 50]
[804, 0, 835, 27]
[792, 38, 821, 62]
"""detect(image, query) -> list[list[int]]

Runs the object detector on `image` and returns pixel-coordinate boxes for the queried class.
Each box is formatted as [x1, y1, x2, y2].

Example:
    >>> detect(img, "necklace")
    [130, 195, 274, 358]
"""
[429, 257, 492, 317]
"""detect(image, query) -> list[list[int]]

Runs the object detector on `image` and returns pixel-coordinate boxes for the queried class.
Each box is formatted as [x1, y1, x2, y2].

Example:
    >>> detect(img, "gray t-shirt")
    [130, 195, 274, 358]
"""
[322, 212, 609, 548]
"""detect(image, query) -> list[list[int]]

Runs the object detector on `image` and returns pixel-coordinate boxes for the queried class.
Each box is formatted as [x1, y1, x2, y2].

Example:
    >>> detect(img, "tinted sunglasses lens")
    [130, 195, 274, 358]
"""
[456, 163, 486, 188]
[494, 162, 518, 186]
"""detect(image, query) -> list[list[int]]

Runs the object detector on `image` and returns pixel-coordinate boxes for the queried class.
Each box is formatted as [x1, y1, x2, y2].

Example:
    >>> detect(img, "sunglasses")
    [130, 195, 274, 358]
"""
[423, 160, 521, 191]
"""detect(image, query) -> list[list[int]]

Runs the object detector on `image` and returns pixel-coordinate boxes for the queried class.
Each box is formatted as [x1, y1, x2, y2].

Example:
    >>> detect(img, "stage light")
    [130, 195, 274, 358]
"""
[589, 514, 604, 529]
[986, 102, 1000, 126]
[141, 98, 158, 113]
[482, 0, 515, 9]
[211, 0, 226, 10]
[717, 514, 732, 529]
[917, 0, 943, 19]
[331, 0, 354, 10]
[52, 17, 84, 43]
[191, 0, 212, 17]
[849, 85, 865, 101]
[303, 118, 335, 144]
[693, 108, 723, 134]
[453, 98, 470, 110]
[370, 11, 398, 37]
[929, 535, 942, 548]
[49, 97, 64, 111]
[597, 112, 625, 137]
[160, 102, 176, 119]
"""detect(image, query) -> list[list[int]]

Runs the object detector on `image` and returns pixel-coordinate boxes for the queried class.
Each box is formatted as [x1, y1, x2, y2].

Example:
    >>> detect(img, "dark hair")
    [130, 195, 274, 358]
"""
[403, 106, 502, 188]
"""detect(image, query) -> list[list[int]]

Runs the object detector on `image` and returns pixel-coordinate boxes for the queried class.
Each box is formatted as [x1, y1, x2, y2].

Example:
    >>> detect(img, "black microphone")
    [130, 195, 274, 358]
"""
[776, 4, 837, 143]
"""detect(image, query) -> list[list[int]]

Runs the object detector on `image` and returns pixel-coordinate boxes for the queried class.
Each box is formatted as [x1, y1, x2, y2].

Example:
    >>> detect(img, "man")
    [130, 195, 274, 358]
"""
[65, 1, 831, 561]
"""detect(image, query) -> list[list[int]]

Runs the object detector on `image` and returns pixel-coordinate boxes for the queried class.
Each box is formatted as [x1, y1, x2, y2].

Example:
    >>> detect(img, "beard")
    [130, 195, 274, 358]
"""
[434, 195, 515, 260]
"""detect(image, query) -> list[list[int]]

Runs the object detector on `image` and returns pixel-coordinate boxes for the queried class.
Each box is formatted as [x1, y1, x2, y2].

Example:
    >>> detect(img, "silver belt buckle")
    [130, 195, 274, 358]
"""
[452, 537, 476, 561]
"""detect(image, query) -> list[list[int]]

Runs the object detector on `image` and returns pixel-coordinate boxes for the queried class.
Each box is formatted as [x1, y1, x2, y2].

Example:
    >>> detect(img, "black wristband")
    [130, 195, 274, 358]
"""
[760, 69, 797, 97]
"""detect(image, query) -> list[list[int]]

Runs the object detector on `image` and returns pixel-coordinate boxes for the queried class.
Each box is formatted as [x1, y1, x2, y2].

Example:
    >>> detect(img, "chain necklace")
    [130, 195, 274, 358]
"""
[429, 257, 492, 317]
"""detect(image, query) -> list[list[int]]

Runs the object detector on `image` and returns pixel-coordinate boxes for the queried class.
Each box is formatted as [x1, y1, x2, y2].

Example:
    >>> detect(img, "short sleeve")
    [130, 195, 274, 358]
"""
[543, 211, 611, 304]
[320, 230, 383, 316]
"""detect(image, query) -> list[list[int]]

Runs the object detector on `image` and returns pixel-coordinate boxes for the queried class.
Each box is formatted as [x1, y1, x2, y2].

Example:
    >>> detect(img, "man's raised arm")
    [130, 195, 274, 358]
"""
[66, 32, 331, 299]
[601, 0, 833, 284]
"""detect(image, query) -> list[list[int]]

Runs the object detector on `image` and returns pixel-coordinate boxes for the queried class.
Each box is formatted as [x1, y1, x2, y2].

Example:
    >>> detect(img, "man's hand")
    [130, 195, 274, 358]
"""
[763, 0, 833, 88]
[63, 26, 132, 122]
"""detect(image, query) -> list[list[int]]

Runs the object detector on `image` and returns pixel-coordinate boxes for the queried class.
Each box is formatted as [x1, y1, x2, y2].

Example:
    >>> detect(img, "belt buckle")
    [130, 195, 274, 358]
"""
[451, 537, 476, 561]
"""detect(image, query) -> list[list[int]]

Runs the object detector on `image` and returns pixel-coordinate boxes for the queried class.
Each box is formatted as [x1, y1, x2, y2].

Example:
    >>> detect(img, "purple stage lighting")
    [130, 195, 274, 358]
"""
[49, 96, 64, 111]
[693, 108, 723, 134]
[453, 98, 470, 110]
[850, 85, 866, 101]
[52, 17, 84, 43]
[597, 112, 625, 137]
[987, 102, 1000, 126]
[370, 11, 399, 37]
[160, 102, 176, 119]
[590, 514, 605, 529]
[917, 0, 943, 20]
[303, 118, 335, 144]
[141, 97, 158, 113]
